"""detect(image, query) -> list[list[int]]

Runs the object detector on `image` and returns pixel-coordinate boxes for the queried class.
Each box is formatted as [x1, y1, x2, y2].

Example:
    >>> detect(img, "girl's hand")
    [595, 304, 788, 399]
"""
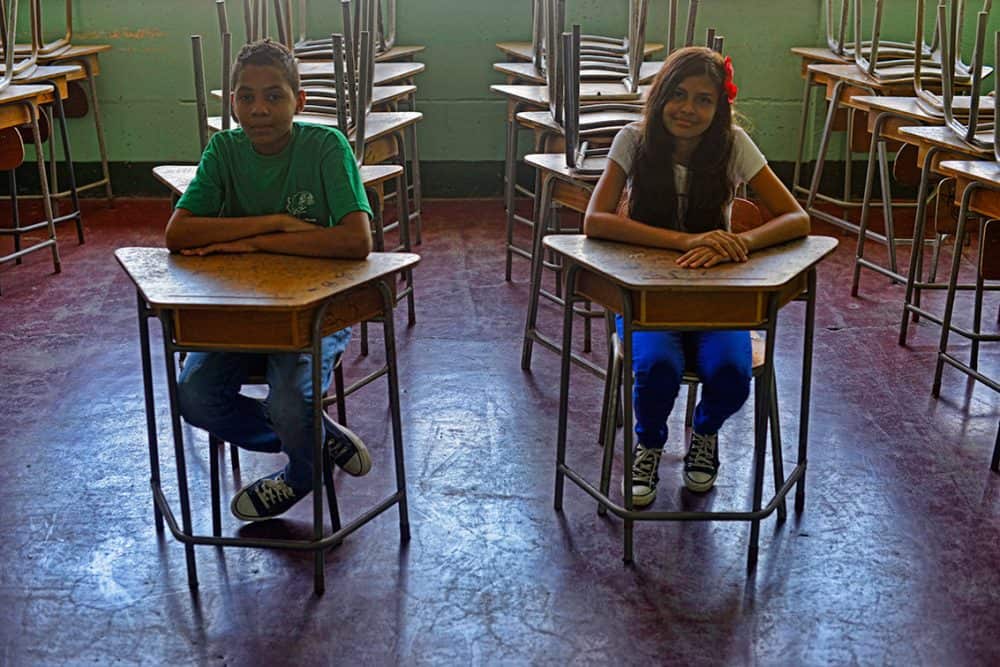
[180, 239, 258, 256]
[676, 246, 731, 269]
[685, 230, 748, 263]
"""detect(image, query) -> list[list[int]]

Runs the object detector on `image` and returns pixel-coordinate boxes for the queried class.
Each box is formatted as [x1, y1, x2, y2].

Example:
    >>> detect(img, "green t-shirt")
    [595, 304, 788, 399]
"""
[176, 122, 373, 227]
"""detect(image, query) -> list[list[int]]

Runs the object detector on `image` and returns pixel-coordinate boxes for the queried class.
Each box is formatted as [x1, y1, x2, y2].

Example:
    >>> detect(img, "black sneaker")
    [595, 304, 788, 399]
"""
[622, 444, 662, 507]
[323, 413, 372, 477]
[684, 431, 719, 492]
[230, 470, 305, 521]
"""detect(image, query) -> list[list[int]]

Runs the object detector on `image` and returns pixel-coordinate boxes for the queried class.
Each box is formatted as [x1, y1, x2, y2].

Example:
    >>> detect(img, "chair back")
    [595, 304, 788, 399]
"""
[940, 2, 995, 149]
[731, 197, 763, 231]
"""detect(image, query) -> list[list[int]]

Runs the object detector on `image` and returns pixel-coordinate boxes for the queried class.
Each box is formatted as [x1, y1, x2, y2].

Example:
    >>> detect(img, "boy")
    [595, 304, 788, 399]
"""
[165, 40, 374, 521]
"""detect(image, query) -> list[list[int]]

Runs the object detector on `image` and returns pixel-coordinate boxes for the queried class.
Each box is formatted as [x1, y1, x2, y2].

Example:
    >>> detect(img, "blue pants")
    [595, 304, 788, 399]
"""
[616, 317, 751, 449]
[177, 329, 351, 492]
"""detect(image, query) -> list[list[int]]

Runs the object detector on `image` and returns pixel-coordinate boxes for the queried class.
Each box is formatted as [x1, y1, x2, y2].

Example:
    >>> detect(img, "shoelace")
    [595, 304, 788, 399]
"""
[633, 448, 661, 482]
[687, 435, 716, 468]
[254, 476, 295, 508]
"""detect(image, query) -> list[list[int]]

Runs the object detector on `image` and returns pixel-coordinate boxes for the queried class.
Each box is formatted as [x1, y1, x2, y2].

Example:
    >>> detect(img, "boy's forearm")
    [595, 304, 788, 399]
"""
[165, 212, 311, 251]
[248, 226, 372, 259]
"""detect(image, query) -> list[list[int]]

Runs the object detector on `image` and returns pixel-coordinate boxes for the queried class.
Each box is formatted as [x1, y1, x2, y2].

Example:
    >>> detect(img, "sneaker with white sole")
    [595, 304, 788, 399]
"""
[324, 413, 372, 477]
[230, 470, 305, 521]
[622, 444, 662, 508]
[684, 431, 719, 492]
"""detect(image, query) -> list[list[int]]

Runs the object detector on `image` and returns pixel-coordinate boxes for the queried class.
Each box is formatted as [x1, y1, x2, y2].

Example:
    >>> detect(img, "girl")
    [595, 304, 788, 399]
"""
[583, 47, 810, 506]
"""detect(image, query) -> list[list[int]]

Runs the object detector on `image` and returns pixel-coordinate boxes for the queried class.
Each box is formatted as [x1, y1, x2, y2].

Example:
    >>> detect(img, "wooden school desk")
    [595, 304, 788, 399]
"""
[932, 160, 1000, 403]
[0, 83, 61, 293]
[896, 125, 994, 346]
[544, 234, 838, 567]
[116, 247, 419, 595]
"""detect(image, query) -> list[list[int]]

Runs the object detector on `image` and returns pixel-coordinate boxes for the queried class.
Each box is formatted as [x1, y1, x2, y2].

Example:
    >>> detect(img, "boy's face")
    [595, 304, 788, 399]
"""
[231, 64, 306, 155]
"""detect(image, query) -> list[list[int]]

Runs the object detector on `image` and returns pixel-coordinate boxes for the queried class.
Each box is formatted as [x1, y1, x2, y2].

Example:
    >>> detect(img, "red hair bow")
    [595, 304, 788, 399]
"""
[723, 56, 738, 104]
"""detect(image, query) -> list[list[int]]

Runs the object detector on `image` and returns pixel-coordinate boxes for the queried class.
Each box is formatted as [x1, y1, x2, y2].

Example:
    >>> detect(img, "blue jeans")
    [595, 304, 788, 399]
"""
[177, 328, 351, 492]
[616, 317, 751, 449]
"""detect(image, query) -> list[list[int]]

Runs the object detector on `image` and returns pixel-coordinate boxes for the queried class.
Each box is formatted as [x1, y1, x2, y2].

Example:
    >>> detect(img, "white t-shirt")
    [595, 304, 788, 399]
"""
[607, 122, 768, 231]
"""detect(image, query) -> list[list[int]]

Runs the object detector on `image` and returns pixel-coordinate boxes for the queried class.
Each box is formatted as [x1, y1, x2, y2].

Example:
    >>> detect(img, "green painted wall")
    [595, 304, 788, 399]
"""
[38, 1, 1000, 182]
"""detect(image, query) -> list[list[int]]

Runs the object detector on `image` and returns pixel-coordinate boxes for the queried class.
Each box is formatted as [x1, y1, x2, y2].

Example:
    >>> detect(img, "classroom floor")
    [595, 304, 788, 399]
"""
[2, 197, 999, 665]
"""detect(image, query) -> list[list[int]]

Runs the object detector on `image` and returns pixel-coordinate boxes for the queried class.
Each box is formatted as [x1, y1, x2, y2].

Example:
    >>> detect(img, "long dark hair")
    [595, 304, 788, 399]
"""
[628, 47, 735, 233]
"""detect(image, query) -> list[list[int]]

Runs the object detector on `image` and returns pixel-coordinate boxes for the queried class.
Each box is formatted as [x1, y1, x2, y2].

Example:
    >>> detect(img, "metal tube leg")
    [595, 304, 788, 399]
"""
[768, 379, 786, 522]
[379, 280, 410, 541]
[136, 294, 164, 532]
[748, 298, 779, 571]
[521, 175, 555, 371]
[598, 335, 621, 517]
[851, 116, 884, 297]
[554, 265, 580, 513]
[29, 103, 61, 274]
[81, 59, 114, 202]
[806, 81, 845, 212]
[796, 270, 817, 513]
[406, 121, 422, 245]
[992, 424, 999, 473]
[159, 322, 198, 589]
[50, 81, 83, 244]
[899, 148, 939, 345]
[792, 71, 814, 196]
[971, 225, 985, 371]
[876, 139, 899, 278]
[396, 135, 416, 326]
[621, 299, 635, 565]
[9, 171, 20, 264]
[505, 118, 521, 281]
[209, 435, 222, 537]
[311, 323, 326, 595]
[932, 185, 976, 396]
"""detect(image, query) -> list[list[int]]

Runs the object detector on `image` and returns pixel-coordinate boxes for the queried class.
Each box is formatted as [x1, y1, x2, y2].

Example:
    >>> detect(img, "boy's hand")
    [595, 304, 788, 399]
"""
[685, 230, 748, 263]
[180, 239, 258, 256]
[676, 246, 731, 269]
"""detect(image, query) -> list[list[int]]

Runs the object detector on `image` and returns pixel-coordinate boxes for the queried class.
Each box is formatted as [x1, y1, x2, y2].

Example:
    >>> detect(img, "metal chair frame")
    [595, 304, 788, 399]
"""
[940, 6, 996, 149]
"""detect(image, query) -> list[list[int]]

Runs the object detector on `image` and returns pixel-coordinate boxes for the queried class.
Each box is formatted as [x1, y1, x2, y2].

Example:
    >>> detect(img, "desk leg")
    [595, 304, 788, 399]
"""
[310, 309, 328, 595]
[80, 57, 114, 202]
[792, 71, 815, 196]
[748, 294, 780, 572]
[899, 146, 941, 345]
[159, 318, 198, 589]
[805, 80, 845, 212]
[851, 111, 888, 296]
[136, 293, 163, 532]
[379, 280, 410, 541]
[621, 292, 635, 565]
[554, 264, 580, 513]
[796, 269, 817, 513]
[933, 183, 979, 397]
[28, 101, 61, 275]
[521, 174, 555, 371]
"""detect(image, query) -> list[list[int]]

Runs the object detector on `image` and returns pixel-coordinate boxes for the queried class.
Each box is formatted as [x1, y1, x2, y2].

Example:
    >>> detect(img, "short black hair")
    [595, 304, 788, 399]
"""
[231, 39, 300, 93]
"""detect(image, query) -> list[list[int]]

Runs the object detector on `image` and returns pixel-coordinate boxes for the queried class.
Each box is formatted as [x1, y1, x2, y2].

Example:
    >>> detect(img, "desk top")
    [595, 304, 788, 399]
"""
[375, 45, 426, 62]
[937, 160, 1000, 189]
[491, 83, 650, 106]
[115, 247, 420, 310]
[496, 40, 664, 62]
[494, 60, 662, 85]
[208, 111, 422, 141]
[544, 235, 839, 291]
[153, 163, 402, 198]
[525, 153, 606, 181]
[899, 125, 994, 156]
[11, 64, 84, 84]
[789, 46, 850, 63]
[298, 61, 425, 86]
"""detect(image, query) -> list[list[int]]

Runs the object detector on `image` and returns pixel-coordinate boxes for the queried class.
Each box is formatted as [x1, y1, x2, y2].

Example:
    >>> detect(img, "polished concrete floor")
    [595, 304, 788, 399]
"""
[1, 197, 998, 665]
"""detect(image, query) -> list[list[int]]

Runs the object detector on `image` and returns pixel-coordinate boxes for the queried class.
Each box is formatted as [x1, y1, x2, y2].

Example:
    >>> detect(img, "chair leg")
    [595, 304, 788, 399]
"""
[598, 337, 622, 517]
[209, 434, 222, 537]
[333, 361, 348, 426]
[768, 379, 787, 522]
[992, 423, 999, 473]
[684, 382, 697, 429]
